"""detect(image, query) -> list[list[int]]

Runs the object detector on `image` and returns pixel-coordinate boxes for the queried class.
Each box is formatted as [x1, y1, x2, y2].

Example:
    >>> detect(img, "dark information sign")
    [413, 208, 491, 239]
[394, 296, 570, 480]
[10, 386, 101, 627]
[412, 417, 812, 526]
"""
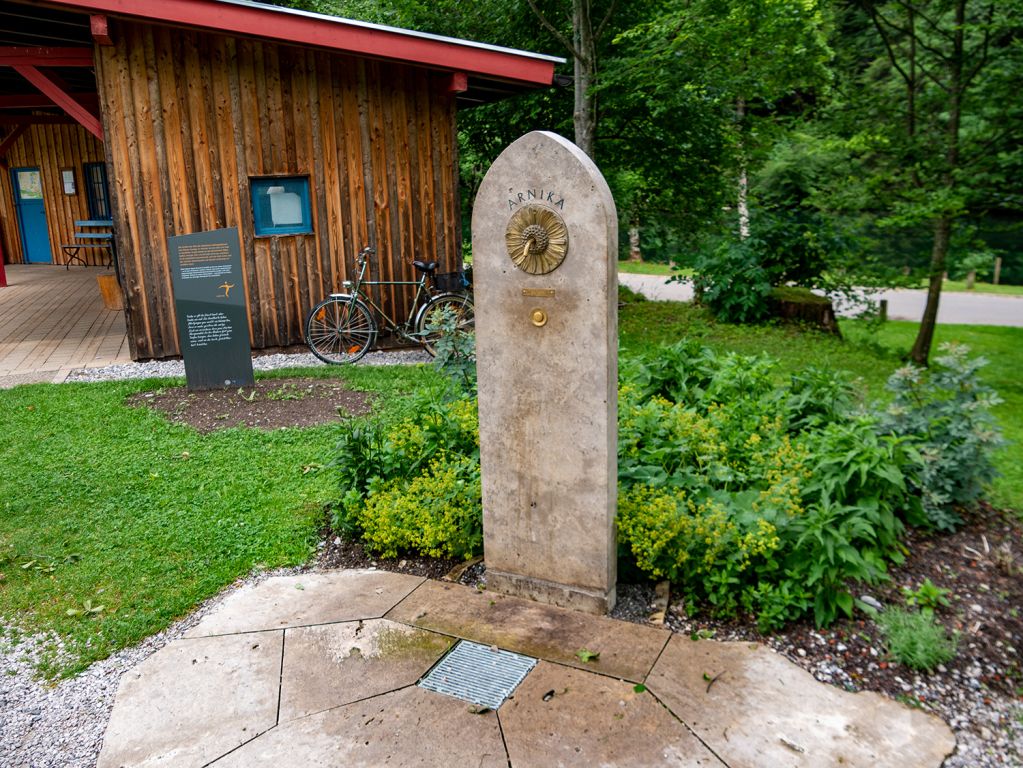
[168, 228, 254, 390]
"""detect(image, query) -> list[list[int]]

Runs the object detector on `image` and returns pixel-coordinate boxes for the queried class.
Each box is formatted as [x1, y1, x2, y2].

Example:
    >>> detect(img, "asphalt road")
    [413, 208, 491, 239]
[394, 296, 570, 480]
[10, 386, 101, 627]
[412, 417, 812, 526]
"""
[618, 273, 1023, 328]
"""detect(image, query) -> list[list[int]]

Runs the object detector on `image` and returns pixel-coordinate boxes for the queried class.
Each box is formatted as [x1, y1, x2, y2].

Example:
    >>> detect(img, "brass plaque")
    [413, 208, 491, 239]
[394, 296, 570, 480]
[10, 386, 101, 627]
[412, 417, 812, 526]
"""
[522, 288, 556, 298]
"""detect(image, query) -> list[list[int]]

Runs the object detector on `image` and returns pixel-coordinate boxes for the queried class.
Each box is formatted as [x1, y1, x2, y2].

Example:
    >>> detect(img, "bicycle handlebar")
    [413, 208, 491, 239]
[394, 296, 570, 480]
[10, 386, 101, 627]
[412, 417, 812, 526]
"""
[357, 245, 375, 266]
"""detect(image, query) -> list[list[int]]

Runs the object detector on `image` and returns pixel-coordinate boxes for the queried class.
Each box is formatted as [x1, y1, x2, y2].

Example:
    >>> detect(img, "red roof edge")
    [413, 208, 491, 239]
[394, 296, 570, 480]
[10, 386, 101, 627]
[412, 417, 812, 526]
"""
[46, 0, 561, 86]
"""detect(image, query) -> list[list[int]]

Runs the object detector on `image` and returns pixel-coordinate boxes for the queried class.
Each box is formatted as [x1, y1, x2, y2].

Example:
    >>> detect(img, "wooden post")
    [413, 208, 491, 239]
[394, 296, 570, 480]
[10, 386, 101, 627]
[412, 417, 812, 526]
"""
[0, 220, 7, 287]
[966, 269, 976, 290]
[994, 256, 1002, 285]
[879, 298, 888, 322]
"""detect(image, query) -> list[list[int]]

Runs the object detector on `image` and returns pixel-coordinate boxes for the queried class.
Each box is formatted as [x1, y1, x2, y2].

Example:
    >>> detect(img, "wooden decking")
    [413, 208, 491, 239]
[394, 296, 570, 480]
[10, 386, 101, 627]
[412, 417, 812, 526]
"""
[0, 264, 130, 385]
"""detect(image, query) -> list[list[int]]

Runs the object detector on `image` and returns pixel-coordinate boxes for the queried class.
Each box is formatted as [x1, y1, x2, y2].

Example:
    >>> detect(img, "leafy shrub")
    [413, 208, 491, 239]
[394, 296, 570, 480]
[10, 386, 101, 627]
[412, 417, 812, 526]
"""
[332, 393, 479, 541]
[621, 340, 719, 404]
[881, 343, 1004, 529]
[786, 366, 856, 431]
[330, 338, 1002, 634]
[618, 485, 801, 628]
[875, 607, 958, 671]
[422, 303, 476, 394]
[691, 239, 772, 323]
[359, 456, 482, 559]
[616, 341, 997, 630]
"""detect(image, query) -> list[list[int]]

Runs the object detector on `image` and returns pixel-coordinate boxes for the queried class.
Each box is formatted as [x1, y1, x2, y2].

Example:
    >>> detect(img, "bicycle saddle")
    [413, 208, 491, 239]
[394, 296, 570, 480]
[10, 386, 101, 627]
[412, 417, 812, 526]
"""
[413, 260, 439, 273]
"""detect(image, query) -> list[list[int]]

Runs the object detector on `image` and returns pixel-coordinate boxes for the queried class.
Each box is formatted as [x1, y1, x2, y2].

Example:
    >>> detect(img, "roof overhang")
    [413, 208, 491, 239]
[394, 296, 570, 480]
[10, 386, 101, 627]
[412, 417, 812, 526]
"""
[38, 0, 564, 92]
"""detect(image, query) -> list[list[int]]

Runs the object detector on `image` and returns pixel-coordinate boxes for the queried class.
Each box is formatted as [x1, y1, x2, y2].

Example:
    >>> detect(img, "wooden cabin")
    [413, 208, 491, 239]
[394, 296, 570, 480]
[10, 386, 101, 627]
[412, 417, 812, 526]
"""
[0, 0, 559, 359]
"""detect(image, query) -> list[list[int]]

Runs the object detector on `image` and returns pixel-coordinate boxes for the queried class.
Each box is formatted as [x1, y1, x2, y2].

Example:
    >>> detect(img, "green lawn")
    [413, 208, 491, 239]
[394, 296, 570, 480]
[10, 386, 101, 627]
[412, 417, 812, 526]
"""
[617, 260, 691, 277]
[0, 364, 434, 677]
[919, 279, 1023, 297]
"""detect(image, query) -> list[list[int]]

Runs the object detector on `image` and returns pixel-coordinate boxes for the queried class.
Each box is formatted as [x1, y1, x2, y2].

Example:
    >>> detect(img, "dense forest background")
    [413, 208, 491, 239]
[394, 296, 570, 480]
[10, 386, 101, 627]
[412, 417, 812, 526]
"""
[275, 0, 1021, 359]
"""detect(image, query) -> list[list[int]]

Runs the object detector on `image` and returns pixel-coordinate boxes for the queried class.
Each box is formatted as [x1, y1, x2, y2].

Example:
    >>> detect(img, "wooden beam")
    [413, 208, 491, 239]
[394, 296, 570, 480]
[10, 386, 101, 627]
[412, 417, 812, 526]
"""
[12, 65, 103, 141]
[0, 125, 27, 158]
[0, 93, 99, 110]
[0, 47, 95, 67]
[90, 15, 113, 46]
[448, 72, 468, 93]
[0, 115, 75, 125]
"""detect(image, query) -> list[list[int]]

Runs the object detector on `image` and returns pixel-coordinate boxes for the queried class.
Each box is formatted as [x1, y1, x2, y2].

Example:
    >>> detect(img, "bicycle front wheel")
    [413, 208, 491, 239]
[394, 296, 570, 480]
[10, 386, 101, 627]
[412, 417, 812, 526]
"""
[305, 296, 376, 364]
[415, 292, 475, 356]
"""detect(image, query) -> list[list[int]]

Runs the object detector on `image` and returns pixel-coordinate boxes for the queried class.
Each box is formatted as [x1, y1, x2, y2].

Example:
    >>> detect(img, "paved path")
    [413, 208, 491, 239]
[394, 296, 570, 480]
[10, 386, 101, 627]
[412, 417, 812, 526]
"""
[98, 570, 954, 767]
[619, 273, 1023, 327]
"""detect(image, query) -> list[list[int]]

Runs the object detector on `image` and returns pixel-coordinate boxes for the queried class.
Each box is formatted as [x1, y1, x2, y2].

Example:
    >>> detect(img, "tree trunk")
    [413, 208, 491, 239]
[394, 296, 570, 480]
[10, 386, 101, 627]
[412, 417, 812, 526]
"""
[908, 0, 966, 366]
[573, 0, 596, 157]
[628, 222, 641, 262]
[910, 216, 952, 366]
[736, 97, 750, 239]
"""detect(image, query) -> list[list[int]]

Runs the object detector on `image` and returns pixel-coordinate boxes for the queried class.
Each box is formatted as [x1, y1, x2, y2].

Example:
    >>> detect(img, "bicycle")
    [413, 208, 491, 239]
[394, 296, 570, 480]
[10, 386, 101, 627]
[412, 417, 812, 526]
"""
[304, 246, 474, 364]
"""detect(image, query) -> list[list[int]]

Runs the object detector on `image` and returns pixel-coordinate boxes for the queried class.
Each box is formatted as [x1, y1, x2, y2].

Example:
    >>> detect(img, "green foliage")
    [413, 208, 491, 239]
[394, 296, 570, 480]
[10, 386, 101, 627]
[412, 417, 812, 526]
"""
[903, 578, 953, 615]
[359, 456, 482, 559]
[881, 343, 1004, 529]
[786, 366, 856, 431]
[615, 338, 1001, 630]
[618, 485, 795, 627]
[875, 607, 958, 671]
[423, 303, 477, 394]
[690, 238, 773, 323]
[332, 392, 481, 557]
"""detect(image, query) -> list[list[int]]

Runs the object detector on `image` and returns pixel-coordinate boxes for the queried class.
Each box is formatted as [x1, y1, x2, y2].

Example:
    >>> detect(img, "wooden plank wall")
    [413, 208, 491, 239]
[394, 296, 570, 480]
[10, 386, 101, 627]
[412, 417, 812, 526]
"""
[94, 21, 461, 360]
[0, 124, 107, 265]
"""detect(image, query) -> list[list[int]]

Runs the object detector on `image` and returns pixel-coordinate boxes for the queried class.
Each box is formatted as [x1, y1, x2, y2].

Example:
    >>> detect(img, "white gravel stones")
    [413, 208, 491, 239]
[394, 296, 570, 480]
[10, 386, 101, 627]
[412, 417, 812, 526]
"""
[63, 348, 430, 383]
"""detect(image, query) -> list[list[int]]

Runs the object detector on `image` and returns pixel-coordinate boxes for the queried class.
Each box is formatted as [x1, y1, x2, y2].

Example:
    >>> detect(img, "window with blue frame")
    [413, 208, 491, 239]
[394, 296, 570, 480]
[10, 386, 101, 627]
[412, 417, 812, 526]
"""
[250, 176, 313, 236]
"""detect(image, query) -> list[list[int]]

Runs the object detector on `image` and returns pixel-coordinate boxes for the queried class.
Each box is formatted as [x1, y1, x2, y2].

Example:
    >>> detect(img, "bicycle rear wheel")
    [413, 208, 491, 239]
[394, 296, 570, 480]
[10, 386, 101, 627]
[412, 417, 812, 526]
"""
[305, 296, 375, 364]
[415, 292, 475, 356]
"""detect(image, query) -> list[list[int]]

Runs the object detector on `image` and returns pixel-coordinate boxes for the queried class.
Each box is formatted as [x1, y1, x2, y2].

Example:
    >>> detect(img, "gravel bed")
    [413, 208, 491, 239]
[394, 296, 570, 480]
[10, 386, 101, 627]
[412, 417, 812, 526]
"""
[63, 348, 430, 383]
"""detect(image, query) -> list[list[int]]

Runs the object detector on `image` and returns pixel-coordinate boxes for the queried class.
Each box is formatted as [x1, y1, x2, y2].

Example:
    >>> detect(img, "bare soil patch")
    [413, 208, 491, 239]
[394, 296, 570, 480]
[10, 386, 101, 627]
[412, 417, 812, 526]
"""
[129, 377, 371, 433]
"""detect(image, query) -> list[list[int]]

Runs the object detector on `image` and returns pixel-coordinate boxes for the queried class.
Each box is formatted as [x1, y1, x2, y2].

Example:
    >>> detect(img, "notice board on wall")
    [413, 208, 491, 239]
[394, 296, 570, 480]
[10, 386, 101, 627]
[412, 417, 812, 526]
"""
[168, 228, 254, 391]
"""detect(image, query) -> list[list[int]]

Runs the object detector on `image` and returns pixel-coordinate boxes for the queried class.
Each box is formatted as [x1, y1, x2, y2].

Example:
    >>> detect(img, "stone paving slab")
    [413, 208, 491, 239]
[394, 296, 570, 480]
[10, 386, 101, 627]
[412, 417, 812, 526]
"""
[98, 631, 283, 768]
[386, 579, 669, 682]
[186, 570, 425, 637]
[98, 571, 957, 768]
[501, 660, 726, 767]
[279, 619, 453, 722]
[213, 685, 508, 768]
[646, 635, 956, 768]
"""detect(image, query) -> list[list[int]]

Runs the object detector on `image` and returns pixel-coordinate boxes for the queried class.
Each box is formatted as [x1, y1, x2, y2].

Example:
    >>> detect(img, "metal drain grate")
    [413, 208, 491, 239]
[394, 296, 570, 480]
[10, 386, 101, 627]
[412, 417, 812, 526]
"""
[418, 640, 537, 709]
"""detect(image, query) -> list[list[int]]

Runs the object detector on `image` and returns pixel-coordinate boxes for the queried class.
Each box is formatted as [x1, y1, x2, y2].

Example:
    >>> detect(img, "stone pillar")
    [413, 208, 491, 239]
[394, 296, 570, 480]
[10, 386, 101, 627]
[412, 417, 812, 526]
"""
[472, 131, 618, 614]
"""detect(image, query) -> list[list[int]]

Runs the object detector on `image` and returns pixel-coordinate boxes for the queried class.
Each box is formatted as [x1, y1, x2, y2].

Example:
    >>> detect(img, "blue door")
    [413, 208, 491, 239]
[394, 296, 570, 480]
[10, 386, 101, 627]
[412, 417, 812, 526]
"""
[11, 168, 51, 264]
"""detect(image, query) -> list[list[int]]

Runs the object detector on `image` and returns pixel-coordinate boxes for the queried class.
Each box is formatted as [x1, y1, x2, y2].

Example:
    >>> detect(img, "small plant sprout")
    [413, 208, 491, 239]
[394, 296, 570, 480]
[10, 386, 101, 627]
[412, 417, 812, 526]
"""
[876, 607, 957, 671]
[66, 599, 105, 618]
[903, 578, 953, 615]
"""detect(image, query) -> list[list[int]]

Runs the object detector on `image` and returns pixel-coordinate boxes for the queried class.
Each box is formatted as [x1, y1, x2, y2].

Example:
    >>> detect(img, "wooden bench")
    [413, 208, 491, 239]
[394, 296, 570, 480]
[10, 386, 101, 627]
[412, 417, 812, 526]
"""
[61, 220, 116, 270]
